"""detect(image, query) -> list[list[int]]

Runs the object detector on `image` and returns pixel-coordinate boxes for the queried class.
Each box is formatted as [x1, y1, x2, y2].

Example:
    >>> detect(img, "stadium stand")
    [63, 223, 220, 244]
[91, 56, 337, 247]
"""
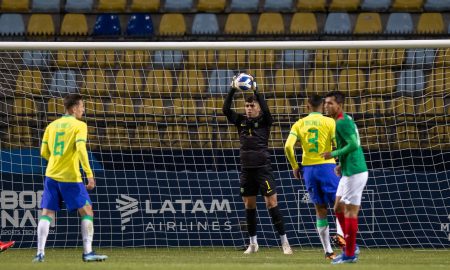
[263, 0, 294, 12]
[324, 13, 352, 34]
[31, 0, 60, 12]
[354, 13, 383, 34]
[164, 0, 194, 12]
[153, 50, 183, 68]
[256, 13, 285, 35]
[197, 0, 226, 12]
[385, 13, 414, 34]
[391, 0, 424, 11]
[27, 14, 55, 36]
[97, 0, 127, 12]
[290, 12, 318, 34]
[60, 14, 89, 36]
[159, 13, 186, 36]
[93, 14, 121, 36]
[1, 0, 29, 12]
[49, 70, 78, 95]
[0, 14, 25, 36]
[82, 69, 109, 97]
[360, 0, 391, 11]
[424, 0, 450, 11]
[207, 70, 234, 94]
[224, 13, 252, 35]
[367, 69, 396, 95]
[130, 0, 160, 12]
[282, 49, 312, 68]
[126, 14, 154, 37]
[65, 0, 93, 13]
[405, 48, 436, 68]
[297, 0, 327, 11]
[417, 13, 445, 34]
[329, 0, 360, 12]
[23, 50, 51, 68]
[396, 69, 426, 96]
[229, 0, 259, 12]
[191, 14, 220, 35]
[15, 70, 42, 96]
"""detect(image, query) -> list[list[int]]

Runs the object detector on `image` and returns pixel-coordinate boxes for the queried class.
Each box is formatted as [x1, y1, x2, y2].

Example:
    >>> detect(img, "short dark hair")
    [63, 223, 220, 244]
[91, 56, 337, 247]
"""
[308, 94, 323, 108]
[64, 93, 83, 111]
[325, 91, 345, 104]
[245, 95, 258, 103]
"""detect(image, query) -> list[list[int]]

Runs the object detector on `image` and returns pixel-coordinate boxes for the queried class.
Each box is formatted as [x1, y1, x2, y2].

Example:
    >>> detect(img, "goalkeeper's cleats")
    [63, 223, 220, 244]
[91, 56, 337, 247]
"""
[331, 254, 357, 264]
[0, 241, 15, 253]
[243, 243, 259, 254]
[331, 234, 346, 249]
[282, 242, 293, 255]
[32, 253, 45, 263]
[82, 251, 108, 262]
[325, 252, 337, 260]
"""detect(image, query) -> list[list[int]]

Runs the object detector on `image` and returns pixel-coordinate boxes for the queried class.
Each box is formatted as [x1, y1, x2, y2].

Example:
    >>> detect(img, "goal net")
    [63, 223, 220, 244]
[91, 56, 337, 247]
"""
[0, 41, 449, 249]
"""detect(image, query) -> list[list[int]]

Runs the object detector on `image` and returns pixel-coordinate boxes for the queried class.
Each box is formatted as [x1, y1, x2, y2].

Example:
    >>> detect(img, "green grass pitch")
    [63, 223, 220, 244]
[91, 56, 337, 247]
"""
[1, 247, 449, 270]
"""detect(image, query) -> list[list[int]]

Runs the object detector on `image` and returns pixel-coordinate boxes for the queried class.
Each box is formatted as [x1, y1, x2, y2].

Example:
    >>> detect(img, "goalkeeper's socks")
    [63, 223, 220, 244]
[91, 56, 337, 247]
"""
[268, 206, 286, 236]
[317, 218, 333, 253]
[336, 216, 344, 237]
[37, 215, 52, 255]
[250, 235, 257, 245]
[245, 208, 257, 238]
[81, 215, 94, 254]
[280, 234, 288, 245]
[344, 217, 358, 257]
[336, 212, 346, 236]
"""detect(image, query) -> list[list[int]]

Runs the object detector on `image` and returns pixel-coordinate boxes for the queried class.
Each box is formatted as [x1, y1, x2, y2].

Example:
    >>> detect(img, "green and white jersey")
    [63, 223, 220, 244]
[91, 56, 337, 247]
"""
[331, 112, 368, 177]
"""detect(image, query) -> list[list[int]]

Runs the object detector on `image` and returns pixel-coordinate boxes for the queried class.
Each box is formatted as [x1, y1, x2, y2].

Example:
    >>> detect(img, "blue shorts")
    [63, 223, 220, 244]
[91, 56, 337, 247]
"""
[302, 164, 340, 205]
[41, 177, 92, 212]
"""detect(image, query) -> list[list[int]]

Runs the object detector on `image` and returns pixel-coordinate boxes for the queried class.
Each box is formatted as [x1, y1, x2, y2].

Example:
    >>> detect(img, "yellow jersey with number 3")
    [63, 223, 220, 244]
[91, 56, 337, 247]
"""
[287, 112, 336, 166]
[40, 115, 93, 183]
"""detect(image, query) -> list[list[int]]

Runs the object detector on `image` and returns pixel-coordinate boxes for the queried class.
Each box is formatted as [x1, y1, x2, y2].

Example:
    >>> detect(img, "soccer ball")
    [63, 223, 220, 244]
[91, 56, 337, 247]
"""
[234, 73, 254, 91]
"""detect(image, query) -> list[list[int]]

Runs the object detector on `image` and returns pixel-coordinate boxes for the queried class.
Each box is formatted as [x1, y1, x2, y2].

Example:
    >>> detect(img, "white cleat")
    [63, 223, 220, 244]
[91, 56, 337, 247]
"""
[282, 242, 293, 255]
[243, 243, 259, 254]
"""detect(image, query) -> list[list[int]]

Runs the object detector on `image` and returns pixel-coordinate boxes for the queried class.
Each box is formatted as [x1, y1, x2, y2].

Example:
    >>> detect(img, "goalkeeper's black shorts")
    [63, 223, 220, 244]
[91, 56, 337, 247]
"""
[239, 166, 277, 197]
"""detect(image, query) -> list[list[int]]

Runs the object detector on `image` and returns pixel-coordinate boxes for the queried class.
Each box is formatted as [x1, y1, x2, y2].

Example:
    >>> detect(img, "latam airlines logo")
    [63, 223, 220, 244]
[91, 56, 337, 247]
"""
[116, 195, 139, 231]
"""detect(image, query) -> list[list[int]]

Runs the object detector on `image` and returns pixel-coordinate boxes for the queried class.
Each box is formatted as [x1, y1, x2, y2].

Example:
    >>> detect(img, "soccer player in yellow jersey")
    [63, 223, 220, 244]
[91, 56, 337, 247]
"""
[33, 94, 107, 263]
[284, 95, 344, 259]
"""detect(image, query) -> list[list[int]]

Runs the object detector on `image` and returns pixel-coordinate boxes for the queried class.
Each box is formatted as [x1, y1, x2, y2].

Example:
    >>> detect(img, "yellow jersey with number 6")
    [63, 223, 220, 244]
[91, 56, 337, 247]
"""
[288, 112, 336, 166]
[40, 115, 93, 183]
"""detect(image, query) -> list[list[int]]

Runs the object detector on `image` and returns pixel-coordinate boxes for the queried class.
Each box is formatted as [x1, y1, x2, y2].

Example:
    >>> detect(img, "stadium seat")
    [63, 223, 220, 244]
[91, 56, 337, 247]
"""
[49, 70, 78, 96]
[130, 0, 160, 12]
[405, 48, 436, 67]
[47, 98, 65, 119]
[296, 0, 326, 11]
[424, 0, 450, 11]
[86, 50, 116, 67]
[248, 50, 276, 68]
[93, 14, 121, 36]
[55, 50, 85, 67]
[396, 125, 419, 149]
[217, 50, 246, 69]
[97, 0, 126, 12]
[153, 50, 183, 68]
[314, 49, 345, 67]
[338, 69, 366, 97]
[385, 13, 414, 34]
[0, 14, 25, 36]
[419, 97, 445, 121]
[256, 13, 285, 35]
[65, 0, 93, 12]
[417, 13, 445, 34]
[427, 125, 449, 149]
[367, 69, 395, 95]
[27, 14, 55, 36]
[344, 97, 357, 113]
[360, 97, 386, 115]
[126, 14, 154, 37]
[360, 0, 391, 11]
[187, 50, 215, 69]
[427, 68, 450, 94]
[282, 50, 312, 68]
[1, 0, 29, 12]
[305, 69, 336, 96]
[267, 98, 292, 116]
[263, 0, 294, 12]
[329, 0, 359, 11]
[376, 48, 406, 66]
[175, 70, 206, 94]
[197, 125, 214, 148]
[217, 126, 239, 148]
[159, 14, 185, 36]
[391, 0, 423, 11]
[393, 96, 415, 120]
[108, 98, 135, 121]
[173, 99, 198, 122]
[290, 12, 318, 34]
[60, 14, 88, 36]
[207, 70, 235, 94]
[105, 125, 131, 150]
[397, 69, 425, 96]
[82, 69, 109, 97]
[224, 13, 252, 35]
[191, 14, 219, 35]
[274, 69, 301, 97]
[135, 124, 162, 148]
[23, 50, 50, 68]
[324, 13, 351, 34]
[16, 70, 42, 95]
[164, 0, 193, 12]
[31, 0, 60, 12]
[144, 70, 174, 96]
[229, 0, 259, 12]
[347, 49, 374, 67]
[119, 50, 150, 67]
[354, 13, 382, 34]
[197, 0, 226, 12]
[115, 69, 143, 96]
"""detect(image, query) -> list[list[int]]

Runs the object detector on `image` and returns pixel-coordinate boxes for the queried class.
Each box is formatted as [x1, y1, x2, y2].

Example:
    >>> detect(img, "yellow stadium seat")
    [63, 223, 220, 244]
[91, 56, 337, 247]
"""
[427, 68, 450, 95]
[60, 14, 88, 36]
[347, 48, 375, 67]
[419, 97, 446, 122]
[329, 0, 359, 11]
[47, 98, 64, 120]
[13, 98, 36, 122]
[427, 125, 449, 149]
[108, 98, 135, 121]
[119, 50, 150, 67]
[391, 0, 424, 11]
[291, 98, 307, 115]
[16, 70, 42, 95]
[139, 98, 169, 122]
[159, 14, 186, 36]
[256, 13, 285, 35]
[305, 69, 336, 96]
[86, 50, 116, 68]
[197, 0, 225, 12]
[144, 70, 174, 97]
[84, 98, 105, 121]
[314, 49, 345, 67]
[290, 13, 318, 34]
[296, 0, 326, 11]
[224, 13, 252, 35]
[163, 125, 189, 148]
[1, 0, 29, 12]
[173, 98, 198, 122]
[375, 49, 406, 66]
[393, 97, 416, 122]
[115, 70, 143, 96]
[274, 69, 301, 97]
[197, 125, 214, 148]
[130, 0, 160, 12]
[105, 126, 131, 150]
[396, 125, 419, 149]
[97, 0, 126, 12]
[360, 97, 386, 116]
[82, 69, 109, 97]
[4, 126, 33, 148]
[354, 13, 382, 34]
[27, 14, 54, 36]
[367, 69, 395, 96]
[248, 50, 276, 68]
[196, 99, 217, 122]
[344, 97, 357, 113]
[267, 98, 292, 116]
[187, 50, 215, 69]
[417, 13, 445, 34]
[135, 124, 162, 148]
[338, 69, 366, 97]
[217, 50, 246, 69]
[269, 126, 285, 148]
[175, 70, 206, 95]
[56, 50, 84, 67]
[216, 125, 239, 149]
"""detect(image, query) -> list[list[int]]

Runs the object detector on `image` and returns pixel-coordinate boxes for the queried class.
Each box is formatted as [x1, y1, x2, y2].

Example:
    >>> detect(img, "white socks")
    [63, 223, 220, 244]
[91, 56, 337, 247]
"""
[336, 218, 344, 237]
[250, 235, 257, 245]
[280, 234, 288, 245]
[81, 216, 94, 254]
[317, 218, 333, 253]
[37, 216, 52, 255]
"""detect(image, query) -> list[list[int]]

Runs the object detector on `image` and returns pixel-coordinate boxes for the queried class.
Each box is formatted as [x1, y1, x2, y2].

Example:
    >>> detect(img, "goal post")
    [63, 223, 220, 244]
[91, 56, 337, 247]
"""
[0, 40, 449, 249]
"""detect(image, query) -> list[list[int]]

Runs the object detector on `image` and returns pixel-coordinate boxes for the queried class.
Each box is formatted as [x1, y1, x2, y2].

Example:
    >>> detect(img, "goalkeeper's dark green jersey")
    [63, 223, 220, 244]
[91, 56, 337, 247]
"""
[331, 112, 368, 176]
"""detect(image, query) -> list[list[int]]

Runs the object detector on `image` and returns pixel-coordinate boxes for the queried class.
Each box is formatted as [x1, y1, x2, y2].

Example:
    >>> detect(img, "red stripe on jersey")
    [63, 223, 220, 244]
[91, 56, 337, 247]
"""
[337, 112, 344, 120]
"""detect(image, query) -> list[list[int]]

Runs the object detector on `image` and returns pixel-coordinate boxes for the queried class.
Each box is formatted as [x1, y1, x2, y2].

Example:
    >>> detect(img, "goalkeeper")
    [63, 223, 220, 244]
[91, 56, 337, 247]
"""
[222, 76, 292, 255]
[33, 94, 107, 263]
[284, 94, 344, 260]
